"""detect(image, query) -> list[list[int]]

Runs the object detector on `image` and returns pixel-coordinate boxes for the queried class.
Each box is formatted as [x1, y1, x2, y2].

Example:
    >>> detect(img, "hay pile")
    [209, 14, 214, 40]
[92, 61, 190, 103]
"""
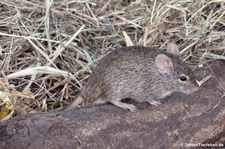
[0, 0, 224, 121]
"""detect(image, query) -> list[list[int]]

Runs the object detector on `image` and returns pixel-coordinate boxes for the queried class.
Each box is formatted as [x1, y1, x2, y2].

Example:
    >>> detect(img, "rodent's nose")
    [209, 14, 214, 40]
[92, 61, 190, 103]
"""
[191, 84, 199, 92]
[185, 84, 199, 94]
[193, 86, 199, 92]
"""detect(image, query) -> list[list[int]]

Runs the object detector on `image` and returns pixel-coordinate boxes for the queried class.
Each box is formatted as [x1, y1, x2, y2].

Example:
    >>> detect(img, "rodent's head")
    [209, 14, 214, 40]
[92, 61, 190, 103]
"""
[171, 60, 199, 94]
[154, 44, 199, 95]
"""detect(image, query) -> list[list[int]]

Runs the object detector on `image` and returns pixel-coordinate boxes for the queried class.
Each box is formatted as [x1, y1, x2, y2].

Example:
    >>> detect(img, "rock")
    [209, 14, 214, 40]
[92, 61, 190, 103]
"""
[0, 61, 225, 149]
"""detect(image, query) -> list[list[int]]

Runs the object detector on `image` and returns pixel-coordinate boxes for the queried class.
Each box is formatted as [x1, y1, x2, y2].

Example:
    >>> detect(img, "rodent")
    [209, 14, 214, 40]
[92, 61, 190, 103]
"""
[67, 44, 199, 111]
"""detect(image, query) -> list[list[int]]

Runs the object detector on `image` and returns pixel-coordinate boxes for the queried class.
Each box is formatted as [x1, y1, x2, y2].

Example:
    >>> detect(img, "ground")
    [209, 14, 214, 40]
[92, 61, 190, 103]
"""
[0, 60, 224, 148]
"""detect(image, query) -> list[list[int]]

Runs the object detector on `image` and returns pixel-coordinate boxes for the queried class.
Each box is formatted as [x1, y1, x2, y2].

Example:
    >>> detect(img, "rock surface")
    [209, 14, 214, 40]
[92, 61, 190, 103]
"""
[0, 61, 225, 149]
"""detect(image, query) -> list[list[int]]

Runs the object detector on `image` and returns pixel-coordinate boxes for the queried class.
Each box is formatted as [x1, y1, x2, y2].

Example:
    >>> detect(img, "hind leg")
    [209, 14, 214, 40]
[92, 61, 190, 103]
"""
[66, 95, 83, 110]
[94, 97, 107, 104]
[110, 100, 137, 112]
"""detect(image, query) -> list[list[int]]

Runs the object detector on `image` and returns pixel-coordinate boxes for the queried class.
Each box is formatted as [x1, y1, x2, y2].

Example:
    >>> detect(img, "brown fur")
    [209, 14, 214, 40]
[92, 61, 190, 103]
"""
[67, 46, 199, 111]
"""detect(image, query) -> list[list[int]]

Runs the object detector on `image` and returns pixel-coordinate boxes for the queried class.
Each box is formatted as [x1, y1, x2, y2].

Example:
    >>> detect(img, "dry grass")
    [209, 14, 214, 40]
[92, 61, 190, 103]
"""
[0, 0, 225, 121]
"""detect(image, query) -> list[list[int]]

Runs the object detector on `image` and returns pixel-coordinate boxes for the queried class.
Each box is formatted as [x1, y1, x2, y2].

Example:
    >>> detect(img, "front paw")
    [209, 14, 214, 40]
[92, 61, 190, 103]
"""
[148, 100, 161, 106]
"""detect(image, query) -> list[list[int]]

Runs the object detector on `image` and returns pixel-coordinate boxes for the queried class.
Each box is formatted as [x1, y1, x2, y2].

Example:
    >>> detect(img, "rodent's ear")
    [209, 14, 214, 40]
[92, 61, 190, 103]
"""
[155, 54, 173, 74]
[167, 43, 179, 55]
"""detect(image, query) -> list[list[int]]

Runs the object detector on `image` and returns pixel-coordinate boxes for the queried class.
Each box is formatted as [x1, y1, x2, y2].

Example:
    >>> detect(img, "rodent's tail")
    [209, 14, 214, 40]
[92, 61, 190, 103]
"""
[65, 95, 83, 110]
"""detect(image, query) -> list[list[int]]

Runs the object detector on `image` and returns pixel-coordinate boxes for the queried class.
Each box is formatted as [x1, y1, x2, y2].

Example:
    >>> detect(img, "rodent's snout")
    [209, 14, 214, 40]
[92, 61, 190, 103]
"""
[191, 85, 199, 92]
[179, 81, 199, 95]
[185, 83, 199, 94]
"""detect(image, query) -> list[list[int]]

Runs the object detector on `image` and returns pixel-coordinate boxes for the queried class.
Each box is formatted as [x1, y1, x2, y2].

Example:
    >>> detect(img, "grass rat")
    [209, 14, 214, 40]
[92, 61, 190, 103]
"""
[67, 44, 199, 111]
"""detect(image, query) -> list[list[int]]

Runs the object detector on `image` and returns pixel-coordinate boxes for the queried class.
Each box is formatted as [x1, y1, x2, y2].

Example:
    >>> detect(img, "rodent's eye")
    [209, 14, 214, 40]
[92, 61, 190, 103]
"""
[180, 75, 187, 81]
